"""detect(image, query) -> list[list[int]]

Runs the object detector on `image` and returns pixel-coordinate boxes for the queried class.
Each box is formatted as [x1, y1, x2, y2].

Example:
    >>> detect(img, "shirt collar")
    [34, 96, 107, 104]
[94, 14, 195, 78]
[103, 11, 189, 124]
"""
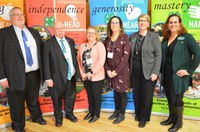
[13, 25, 27, 31]
[55, 36, 67, 43]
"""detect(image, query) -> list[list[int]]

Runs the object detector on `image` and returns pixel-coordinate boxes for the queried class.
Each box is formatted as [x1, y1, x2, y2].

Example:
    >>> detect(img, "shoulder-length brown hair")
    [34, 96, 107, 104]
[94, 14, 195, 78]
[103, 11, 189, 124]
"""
[162, 14, 187, 39]
[107, 16, 124, 38]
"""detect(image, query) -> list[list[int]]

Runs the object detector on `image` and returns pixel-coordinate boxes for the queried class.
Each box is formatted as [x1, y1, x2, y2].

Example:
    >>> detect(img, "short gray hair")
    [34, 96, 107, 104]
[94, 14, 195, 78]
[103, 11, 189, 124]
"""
[9, 7, 22, 16]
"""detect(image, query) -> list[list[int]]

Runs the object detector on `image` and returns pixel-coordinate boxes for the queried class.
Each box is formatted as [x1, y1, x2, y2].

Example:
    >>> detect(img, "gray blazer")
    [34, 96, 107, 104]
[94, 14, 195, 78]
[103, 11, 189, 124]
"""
[130, 31, 162, 80]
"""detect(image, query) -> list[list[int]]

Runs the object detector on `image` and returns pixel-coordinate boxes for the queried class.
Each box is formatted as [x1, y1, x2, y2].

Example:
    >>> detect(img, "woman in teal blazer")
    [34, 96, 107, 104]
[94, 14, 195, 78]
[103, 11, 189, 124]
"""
[160, 14, 200, 132]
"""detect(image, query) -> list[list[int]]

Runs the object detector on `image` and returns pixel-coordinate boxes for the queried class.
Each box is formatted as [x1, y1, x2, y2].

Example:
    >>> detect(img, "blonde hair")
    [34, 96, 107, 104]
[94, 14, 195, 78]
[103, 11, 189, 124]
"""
[86, 26, 100, 41]
[138, 14, 150, 22]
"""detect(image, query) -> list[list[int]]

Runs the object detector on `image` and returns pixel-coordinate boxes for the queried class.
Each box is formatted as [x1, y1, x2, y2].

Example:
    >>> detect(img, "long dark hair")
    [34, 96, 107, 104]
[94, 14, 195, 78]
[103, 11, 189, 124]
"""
[107, 16, 124, 38]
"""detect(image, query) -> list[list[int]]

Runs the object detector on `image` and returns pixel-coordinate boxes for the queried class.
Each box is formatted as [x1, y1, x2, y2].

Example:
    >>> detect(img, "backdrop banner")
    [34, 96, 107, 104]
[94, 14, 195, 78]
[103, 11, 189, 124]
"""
[0, 0, 26, 129]
[25, 0, 88, 114]
[0, 0, 23, 29]
[151, 0, 200, 120]
[89, 0, 148, 111]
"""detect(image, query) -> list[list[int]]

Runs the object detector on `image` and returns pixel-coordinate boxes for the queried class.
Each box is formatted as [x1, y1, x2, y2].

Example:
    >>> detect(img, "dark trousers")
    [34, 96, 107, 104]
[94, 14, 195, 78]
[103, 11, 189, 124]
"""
[84, 79, 104, 117]
[6, 70, 42, 130]
[131, 69, 156, 122]
[114, 90, 127, 115]
[49, 77, 76, 120]
[163, 76, 184, 109]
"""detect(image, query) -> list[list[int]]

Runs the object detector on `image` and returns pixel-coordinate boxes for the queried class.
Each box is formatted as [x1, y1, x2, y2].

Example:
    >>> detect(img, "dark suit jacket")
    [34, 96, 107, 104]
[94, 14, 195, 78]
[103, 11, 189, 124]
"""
[161, 33, 200, 94]
[42, 36, 80, 89]
[0, 25, 43, 91]
[130, 31, 162, 80]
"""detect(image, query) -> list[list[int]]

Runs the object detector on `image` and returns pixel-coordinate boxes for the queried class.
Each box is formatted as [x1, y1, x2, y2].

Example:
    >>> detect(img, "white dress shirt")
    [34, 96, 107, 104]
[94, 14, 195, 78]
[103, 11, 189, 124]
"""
[13, 25, 39, 73]
[55, 36, 75, 77]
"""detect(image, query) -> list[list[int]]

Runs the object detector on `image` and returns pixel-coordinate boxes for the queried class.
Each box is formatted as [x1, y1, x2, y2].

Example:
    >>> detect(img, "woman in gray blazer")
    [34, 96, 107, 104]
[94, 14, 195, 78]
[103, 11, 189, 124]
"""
[129, 14, 162, 128]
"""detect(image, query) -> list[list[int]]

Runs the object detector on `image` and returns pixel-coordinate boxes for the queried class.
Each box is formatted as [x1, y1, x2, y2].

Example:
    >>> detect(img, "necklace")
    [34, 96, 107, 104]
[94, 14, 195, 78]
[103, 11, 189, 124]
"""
[135, 35, 145, 54]
[86, 41, 97, 49]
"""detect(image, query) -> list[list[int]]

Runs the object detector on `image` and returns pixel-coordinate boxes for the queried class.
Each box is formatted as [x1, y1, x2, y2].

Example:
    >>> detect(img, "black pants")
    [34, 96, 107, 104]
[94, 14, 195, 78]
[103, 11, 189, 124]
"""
[163, 75, 184, 108]
[114, 90, 127, 115]
[131, 69, 156, 122]
[7, 70, 42, 130]
[49, 77, 76, 120]
[84, 79, 104, 117]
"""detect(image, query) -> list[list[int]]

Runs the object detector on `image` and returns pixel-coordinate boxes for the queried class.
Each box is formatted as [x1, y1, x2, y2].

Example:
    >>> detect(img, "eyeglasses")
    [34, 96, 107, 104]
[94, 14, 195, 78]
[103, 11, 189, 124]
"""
[11, 13, 25, 17]
[87, 32, 96, 35]
[111, 22, 120, 25]
[138, 20, 148, 23]
[54, 27, 65, 30]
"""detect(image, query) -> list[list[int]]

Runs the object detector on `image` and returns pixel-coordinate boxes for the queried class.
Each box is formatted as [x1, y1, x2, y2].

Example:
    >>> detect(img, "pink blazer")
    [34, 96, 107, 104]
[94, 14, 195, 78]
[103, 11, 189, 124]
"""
[77, 41, 106, 81]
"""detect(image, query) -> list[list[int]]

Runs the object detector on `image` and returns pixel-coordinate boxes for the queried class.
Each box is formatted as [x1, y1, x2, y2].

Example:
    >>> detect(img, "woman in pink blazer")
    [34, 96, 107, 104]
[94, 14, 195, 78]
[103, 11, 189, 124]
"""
[77, 26, 106, 123]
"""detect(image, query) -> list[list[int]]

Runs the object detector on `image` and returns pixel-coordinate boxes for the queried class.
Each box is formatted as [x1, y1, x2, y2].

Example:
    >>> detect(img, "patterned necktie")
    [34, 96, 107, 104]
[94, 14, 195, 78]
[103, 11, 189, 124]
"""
[21, 30, 33, 66]
[59, 39, 72, 80]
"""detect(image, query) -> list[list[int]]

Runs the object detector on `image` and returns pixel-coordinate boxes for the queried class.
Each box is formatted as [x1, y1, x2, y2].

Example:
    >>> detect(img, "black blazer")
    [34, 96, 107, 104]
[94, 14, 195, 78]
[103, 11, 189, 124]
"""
[42, 36, 80, 89]
[0, 25, 43, 91]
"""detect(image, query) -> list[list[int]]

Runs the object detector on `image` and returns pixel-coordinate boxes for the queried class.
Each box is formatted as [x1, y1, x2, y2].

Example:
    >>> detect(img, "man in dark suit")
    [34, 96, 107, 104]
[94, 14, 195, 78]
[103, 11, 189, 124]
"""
[0, 7, 46, 132]
[42, 21, 80, 127]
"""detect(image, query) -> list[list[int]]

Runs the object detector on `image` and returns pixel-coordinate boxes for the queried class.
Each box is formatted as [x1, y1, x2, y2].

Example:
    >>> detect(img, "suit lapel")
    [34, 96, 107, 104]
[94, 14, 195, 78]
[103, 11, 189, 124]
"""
[28, 28, 40, 50]
[52, 36, 67, 62]
[142, 31, 150, 49]
[65, 36, 75, 66]
[8, 26, 23, 57]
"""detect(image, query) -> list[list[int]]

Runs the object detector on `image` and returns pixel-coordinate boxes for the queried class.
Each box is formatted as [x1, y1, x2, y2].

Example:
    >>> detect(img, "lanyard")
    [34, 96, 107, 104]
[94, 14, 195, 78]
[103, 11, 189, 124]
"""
[108, 38, 118, 53]
[85, 41, 97, 51]
[135, 35, 145, 54]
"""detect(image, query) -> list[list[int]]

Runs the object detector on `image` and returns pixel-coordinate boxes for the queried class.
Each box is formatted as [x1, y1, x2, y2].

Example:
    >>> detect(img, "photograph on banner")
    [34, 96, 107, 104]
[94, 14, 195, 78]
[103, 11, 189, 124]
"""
[89, 0, 148, 111]
[0, 86, 30, 128]
[151, 0, 200, 119]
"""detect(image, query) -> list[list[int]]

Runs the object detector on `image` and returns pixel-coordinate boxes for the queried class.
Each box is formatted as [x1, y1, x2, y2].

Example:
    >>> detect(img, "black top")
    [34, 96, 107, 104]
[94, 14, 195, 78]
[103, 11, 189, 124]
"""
[82, 45, 92, 73]
[164, 37, 178, 75]
[132, 34, 145, 70]
[82, 42, 97, 73]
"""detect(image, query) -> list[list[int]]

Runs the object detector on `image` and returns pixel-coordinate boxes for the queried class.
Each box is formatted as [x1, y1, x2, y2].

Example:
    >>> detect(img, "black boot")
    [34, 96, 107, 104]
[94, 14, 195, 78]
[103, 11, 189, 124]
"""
[108, 110, 119, 120]
[113, 113, 125, 124]
[161, 114, 173, 125]
[168, 107, 183, 132]
[161, 106, 174, 125]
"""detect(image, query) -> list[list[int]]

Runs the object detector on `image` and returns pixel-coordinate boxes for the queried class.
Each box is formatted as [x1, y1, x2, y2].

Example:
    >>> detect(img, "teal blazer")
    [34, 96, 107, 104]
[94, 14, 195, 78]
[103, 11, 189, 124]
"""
[161, 33, 200, 94]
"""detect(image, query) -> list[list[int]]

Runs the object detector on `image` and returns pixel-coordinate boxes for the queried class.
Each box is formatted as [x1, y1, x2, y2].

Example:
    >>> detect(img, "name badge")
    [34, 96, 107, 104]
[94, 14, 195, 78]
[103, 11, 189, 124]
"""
[107, 52, 113, 59]
[177, 37, 185, 40]
[86, 58, 93, 65]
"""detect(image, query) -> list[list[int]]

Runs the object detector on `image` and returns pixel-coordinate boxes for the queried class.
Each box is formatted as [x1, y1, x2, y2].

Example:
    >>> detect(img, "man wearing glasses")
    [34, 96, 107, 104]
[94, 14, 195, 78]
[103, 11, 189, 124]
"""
[42, 21, 80, 127]
[0, 7, 46, 132]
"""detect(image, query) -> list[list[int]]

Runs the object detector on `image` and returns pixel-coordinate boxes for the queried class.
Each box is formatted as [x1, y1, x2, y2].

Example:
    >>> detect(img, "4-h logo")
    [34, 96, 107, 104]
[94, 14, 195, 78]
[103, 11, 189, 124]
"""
[44, 17, 55, 27]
